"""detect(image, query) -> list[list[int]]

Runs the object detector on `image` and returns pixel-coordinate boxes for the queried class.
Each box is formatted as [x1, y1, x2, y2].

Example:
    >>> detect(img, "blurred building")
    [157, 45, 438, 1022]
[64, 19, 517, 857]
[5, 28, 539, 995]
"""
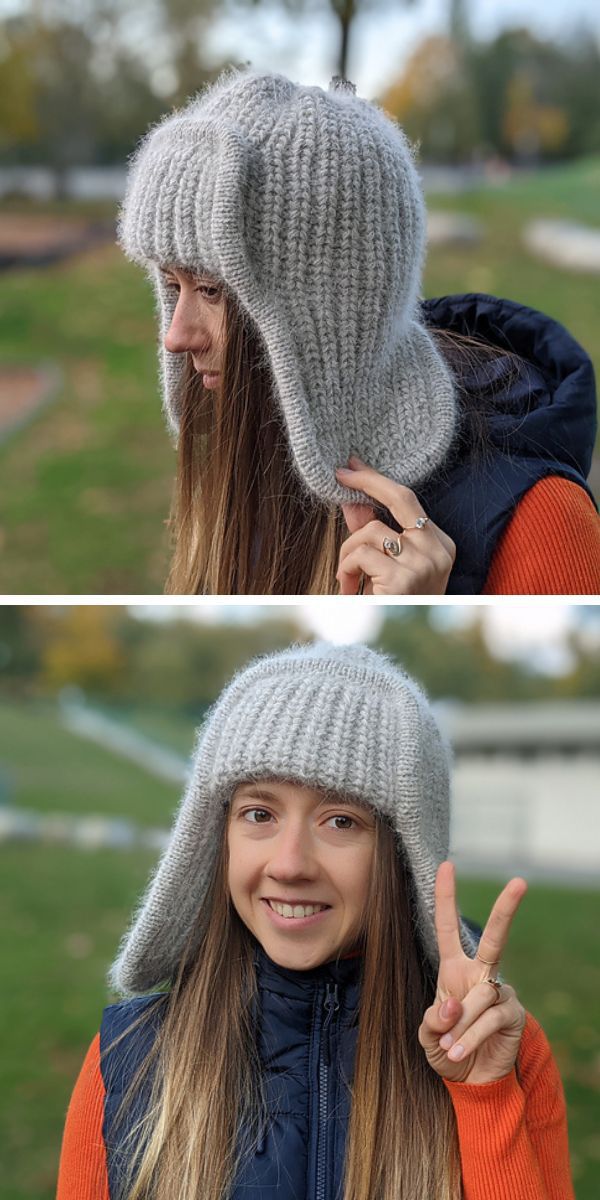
[3, 697, 598, 885]
[436, 702, 600, 883]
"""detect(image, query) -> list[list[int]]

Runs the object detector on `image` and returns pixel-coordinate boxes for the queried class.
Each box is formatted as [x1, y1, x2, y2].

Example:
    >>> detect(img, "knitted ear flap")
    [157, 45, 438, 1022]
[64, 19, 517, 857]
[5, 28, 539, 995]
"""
[134, 122, 255, 443]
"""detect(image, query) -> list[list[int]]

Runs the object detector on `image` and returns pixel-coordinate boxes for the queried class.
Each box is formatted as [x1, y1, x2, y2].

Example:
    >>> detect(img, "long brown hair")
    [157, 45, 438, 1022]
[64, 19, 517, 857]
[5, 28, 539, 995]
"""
[164, 289, 524, 595]
[102, 786, 464, 1200]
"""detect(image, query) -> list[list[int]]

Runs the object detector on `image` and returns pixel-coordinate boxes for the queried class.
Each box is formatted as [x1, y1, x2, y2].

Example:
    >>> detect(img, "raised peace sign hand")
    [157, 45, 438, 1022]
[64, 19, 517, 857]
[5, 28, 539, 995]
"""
[418, 861, 528, 1085]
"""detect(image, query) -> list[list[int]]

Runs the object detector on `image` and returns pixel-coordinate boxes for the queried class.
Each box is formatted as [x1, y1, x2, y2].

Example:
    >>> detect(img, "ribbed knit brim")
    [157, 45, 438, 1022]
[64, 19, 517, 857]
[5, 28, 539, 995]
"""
[108, 642, 480, 997]
[116, 67, 458, 501]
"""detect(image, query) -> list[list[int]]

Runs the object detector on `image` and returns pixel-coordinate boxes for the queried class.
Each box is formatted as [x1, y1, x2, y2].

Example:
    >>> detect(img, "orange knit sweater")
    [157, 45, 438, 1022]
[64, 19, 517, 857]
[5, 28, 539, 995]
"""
[56, 1009, 574, 1199]
[482, 475, 600, 594]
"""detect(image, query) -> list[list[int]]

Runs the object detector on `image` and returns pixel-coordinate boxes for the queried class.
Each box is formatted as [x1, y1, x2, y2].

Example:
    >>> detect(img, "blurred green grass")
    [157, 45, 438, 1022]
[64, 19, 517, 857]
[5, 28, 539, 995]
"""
[0, 158, 599, 592]
[110, 702, 199, 754]
[0, 697, 598, 1197]
[0, 698, 180, 821]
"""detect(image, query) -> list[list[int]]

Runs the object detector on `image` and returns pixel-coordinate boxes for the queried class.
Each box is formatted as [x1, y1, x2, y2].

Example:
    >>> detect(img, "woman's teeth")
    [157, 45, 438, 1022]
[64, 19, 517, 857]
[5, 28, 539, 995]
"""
[268, 901, 328, 919]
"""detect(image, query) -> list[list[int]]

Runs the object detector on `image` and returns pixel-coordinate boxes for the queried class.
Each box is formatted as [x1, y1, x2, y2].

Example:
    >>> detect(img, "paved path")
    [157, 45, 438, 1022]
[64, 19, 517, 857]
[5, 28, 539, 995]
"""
[523, 218, 600, 273]
[59, 699, 190, 785]
[0, 361, 63, 443]
[0, 803, 168, 850]
[0, 211, 115, 271]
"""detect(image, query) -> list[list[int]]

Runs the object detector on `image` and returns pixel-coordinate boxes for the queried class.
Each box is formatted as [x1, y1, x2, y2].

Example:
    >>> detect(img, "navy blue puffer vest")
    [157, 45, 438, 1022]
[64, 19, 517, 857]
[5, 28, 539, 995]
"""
[101, 921, 484, 1199]
[409, 293, 597, 593]
[100, 944, 363, 1200]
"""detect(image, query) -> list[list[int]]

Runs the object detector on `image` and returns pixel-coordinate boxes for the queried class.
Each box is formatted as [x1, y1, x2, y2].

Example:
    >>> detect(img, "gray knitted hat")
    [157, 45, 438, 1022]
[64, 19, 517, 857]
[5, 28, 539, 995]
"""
[116, 66, 458, 504]
[108, 641, 480, 997]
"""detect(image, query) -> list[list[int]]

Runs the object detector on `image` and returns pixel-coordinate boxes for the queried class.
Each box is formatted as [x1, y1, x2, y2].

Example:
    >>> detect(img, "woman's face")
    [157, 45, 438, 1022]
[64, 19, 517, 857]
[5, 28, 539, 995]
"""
[161, 266, 226, 388]
[227, 778, 376, 970]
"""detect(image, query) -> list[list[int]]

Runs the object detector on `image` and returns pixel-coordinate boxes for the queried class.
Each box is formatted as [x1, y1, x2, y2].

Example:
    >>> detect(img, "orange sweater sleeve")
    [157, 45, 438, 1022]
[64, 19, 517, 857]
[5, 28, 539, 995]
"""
[56, 1032, 110, 1200]
[482, 475, 600, 594]
[444, 1011, 574, 1200]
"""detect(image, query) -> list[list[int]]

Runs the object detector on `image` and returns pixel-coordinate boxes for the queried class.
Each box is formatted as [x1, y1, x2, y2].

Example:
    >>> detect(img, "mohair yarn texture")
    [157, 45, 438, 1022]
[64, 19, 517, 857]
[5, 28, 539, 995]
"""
[108, 641, 481, 998]
[116, 66, 458, 504]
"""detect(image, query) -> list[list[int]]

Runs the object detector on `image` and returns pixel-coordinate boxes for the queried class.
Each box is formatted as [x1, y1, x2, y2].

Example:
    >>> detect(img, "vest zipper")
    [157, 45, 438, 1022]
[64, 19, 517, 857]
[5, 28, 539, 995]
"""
[316, 980, 340, 1200]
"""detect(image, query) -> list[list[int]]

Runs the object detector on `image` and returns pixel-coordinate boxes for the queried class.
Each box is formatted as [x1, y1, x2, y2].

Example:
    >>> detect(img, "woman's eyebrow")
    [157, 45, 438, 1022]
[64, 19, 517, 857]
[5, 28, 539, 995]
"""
[158, 266, 212, 281]
[233, 787, 370, 809]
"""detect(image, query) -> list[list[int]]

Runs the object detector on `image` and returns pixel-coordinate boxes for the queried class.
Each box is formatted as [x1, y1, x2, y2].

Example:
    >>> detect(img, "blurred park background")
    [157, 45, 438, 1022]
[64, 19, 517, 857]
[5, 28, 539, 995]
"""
[0, 0, 599, 592]
[0, 600, 599, 1197]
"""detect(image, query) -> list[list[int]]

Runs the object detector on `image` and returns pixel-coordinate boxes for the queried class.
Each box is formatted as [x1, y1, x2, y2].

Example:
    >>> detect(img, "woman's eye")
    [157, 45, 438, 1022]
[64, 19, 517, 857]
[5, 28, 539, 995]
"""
[165, 282, 220, 299]
[328, 815, 356, 831]
[241, 811, 355, 830]
[244, 808, 271, 824]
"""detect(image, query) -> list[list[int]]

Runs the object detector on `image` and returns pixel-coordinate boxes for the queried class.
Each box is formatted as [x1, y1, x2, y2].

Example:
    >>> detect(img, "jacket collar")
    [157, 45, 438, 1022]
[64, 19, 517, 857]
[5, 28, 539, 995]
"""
[253, 939, 363, 1001]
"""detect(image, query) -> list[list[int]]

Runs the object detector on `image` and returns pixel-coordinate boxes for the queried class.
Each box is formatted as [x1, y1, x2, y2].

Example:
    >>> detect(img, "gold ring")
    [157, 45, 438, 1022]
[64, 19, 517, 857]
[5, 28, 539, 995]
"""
[484, 979, 503, 1004]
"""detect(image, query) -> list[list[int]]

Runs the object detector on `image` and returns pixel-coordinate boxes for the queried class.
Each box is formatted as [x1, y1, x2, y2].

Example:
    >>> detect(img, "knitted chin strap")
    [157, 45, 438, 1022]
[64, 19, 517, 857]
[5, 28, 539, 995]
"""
[116, 66, 458, 505]
[108, 641, 480, 998]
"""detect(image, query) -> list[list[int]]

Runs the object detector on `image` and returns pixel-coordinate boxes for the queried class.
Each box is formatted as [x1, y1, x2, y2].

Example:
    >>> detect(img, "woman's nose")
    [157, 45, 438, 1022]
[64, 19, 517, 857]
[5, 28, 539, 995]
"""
[268, 826, 317, 876]
[164, 297, 207, 355]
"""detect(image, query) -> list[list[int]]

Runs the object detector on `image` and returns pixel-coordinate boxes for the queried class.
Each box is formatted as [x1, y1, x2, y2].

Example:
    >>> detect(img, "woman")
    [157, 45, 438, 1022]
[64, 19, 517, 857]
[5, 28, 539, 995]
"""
[116, 66, 599, 595]
[56, 641, 574, 1199]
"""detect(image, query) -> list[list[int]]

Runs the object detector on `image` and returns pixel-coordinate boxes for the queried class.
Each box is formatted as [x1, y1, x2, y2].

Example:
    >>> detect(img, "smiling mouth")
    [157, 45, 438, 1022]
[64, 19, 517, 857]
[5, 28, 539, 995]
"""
[264, 899, 331, 919]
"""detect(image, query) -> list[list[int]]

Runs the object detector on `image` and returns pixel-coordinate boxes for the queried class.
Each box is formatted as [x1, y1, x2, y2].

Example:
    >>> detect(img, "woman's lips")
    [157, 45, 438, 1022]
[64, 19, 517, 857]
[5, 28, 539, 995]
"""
[202, 372, 220, 387]
[260, 898, 331, 931]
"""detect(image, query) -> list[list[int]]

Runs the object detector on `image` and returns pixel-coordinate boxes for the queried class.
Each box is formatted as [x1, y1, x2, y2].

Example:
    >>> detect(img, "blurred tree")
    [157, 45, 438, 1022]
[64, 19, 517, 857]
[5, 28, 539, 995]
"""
[380, 20, 600, 163]
[502, 71, 569, 163]
[39, 606, 126, 693]
[0, 10, 165, 184]
[118, 615, 308, 712]
[0, 0, 225, 178]
[377, 609, 556, 702]
[380, 34, 481, 163]
[554, 615, 600, 700]
[0, 14, 95, 188]
[1, 606, 598, 710]
[466, 26, 598, 162]
[0, 16, 38, 151]
[0, 606, 41, 696]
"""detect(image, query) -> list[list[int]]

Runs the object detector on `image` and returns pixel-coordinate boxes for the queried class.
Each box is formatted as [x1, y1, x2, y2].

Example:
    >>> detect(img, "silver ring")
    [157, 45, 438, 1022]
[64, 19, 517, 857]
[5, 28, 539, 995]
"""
[382, 535, 402, 557]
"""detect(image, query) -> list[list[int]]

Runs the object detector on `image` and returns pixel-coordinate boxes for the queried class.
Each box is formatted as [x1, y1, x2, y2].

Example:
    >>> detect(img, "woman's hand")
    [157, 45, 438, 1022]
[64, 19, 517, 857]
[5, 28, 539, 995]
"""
[335, 455, 456, 595]
[418, 861, 528, 1085]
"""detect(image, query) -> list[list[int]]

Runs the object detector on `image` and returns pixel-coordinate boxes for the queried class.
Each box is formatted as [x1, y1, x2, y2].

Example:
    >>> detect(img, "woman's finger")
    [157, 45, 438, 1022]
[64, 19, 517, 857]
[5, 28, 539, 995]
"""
[434, 861, 463, 963]
[476, 878, 528, 969]
[336, 461, 455, 565]
[338, 518, 451, 571]
[437, 994, 525, 1064]
[418, 995, 464, 1053]
[335, 458, 429, 528]
[338, 522, 454, 594]
[337, 543, 419, 595]
[436, 982, 516, 1054]
[340, 501, 376, 535]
